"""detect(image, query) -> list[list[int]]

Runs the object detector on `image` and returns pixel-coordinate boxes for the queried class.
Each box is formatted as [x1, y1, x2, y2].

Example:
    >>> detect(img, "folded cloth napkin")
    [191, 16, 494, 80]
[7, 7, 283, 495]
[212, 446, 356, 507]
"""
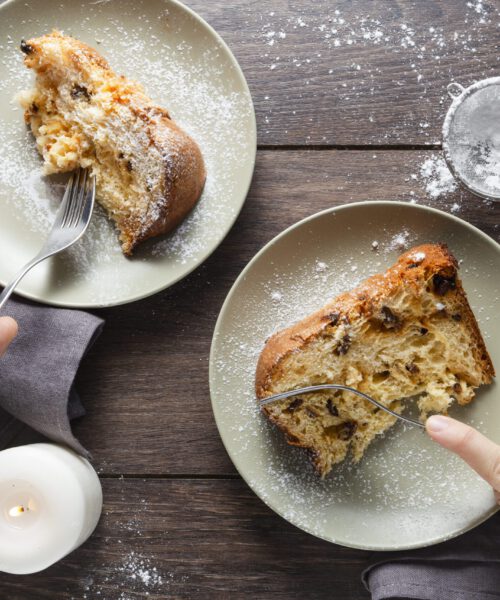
[0, 297, 103, 456]
[363, 511, 500, 600]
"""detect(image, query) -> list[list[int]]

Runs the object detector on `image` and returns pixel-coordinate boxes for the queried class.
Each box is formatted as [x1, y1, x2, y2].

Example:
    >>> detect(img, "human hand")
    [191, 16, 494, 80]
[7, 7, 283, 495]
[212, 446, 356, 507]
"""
[0, 316, 18, 357]
[427, 415, 500, 504]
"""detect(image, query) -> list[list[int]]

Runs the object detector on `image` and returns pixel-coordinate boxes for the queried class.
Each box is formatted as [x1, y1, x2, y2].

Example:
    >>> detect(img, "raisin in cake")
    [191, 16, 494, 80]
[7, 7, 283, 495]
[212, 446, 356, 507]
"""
[256, 244, 494, 477]
[18, 31, 206, 255]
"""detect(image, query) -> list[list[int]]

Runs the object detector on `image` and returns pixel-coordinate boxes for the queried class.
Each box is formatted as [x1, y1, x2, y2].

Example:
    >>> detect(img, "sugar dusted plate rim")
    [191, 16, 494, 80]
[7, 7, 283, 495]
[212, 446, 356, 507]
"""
[209, 201, 500, 551]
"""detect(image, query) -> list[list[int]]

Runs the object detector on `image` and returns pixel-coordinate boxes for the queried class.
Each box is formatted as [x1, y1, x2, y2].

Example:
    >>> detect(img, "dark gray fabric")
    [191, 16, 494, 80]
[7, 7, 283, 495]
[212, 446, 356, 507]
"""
[363, 512, 500, 600]
[0, 297, 103, 456]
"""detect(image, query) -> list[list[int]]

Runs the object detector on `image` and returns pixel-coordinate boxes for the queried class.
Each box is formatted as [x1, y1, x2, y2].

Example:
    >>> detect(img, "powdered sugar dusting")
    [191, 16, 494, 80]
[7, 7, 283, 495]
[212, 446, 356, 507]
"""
[255, 1, 499, 142]
[0, 0, 254, 304]
[81, 549, 188, 598]
[118, 552, 163, 588]
[386, 229, 414, 252]
[419, 155, 458, 199]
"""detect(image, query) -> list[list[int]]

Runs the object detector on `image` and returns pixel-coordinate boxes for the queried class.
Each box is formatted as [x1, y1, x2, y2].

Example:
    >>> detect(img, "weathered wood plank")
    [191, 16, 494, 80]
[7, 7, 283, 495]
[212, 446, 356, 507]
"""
[0, 479, 371, 599]
[185, 0, 500, 145]
[33, 149, 496, 475]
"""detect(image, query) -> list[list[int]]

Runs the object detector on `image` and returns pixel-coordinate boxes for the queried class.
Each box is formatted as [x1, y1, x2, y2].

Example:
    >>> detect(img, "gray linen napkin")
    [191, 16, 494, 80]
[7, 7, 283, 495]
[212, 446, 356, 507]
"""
[363, 512, 500, 600]
[0, 297, 103, 456]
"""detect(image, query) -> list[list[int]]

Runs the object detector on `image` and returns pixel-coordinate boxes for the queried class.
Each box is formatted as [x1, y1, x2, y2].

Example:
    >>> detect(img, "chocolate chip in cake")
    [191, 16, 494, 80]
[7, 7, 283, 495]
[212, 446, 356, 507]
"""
[126, 160, 133, 172]
[433, 274, 456, 296]
[30, 103, 39, 113]
[20, 40, 34, 55]
[338, 421, 357, 441]
[380, 306, 401, 329]
[286, 398, 303, 413]
[326, 398, 339, 416]
[334, 334, 351, 356]
[453, 382, 461, 394]
[452, 313, 462, 322]
[71, 84, 91, 101]
[420, 327, 428, 335]
[326, 312, 340, 326]
[405, 363, 419, 374]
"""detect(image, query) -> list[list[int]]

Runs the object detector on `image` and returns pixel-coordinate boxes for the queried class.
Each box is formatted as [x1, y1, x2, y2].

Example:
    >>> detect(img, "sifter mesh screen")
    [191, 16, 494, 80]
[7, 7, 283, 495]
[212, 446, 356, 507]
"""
[443, 77, 500, 200]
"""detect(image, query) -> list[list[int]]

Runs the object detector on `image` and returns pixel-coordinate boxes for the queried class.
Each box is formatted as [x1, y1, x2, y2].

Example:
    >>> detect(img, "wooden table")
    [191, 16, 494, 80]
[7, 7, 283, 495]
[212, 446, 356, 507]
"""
[2, 1, 499, 598]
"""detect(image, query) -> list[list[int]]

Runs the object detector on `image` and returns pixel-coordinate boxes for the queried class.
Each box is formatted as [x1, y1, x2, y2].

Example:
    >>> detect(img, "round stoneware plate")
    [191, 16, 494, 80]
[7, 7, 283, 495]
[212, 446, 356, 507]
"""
[210, 201, 500, 550]
[0, 0, 256, 307]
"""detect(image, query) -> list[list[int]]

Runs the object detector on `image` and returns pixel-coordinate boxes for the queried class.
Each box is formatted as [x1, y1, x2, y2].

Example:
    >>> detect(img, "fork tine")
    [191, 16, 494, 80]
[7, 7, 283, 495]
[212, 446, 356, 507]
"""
[70, 168, 88, 228]
[67, 168, 85, 228]
[58, 171, 77, 228]
[0, 167, 95, 309]
[81, 172, 96, 225]
[63, 169, 81, 228]
[55, 168, 94, 231]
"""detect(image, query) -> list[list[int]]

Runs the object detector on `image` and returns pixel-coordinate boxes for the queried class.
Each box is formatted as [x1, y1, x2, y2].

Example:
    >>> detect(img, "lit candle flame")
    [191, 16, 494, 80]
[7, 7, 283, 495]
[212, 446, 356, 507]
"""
[8, 505, 27, 518]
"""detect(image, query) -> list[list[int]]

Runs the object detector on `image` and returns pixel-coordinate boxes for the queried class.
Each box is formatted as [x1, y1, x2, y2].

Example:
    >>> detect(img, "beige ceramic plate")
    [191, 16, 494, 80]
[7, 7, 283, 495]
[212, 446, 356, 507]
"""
[210, 201, 500, 550]
[0, 0, 256, 307]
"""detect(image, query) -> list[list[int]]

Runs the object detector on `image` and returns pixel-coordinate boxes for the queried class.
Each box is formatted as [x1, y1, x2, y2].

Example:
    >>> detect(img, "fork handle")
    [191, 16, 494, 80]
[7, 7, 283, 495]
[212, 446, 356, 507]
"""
[0, 255, 45, 311]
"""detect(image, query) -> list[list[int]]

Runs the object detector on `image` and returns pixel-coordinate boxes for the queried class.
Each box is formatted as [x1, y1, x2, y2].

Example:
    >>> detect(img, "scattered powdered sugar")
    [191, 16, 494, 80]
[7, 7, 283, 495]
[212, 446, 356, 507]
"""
[254, 1, 499, 141]
[386, 229, 414, 252]
[419, 154, 458, 199]
[477, 149, 500, 192]
[119, 552, 163, 588]
[409, 251, 426, 263]
[0, 0, 254, 303]
[81, 550, 186, 598]
[211, 217, 496, 547]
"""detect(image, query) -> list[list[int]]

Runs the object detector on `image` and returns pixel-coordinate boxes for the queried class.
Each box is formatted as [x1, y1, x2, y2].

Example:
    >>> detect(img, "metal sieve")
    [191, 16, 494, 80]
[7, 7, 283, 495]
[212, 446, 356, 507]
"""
[443, 76, 500, 200]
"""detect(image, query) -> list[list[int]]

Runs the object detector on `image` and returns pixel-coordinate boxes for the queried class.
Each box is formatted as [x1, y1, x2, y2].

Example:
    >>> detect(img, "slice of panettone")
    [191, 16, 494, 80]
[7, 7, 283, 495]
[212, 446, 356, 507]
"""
[256, 244, 494, 477]
[18, 31, 206, 255]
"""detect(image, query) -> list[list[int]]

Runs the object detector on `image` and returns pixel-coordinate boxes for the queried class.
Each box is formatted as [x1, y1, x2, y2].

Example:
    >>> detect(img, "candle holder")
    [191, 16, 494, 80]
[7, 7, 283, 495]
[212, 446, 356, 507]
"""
[0, 443, 102, 574]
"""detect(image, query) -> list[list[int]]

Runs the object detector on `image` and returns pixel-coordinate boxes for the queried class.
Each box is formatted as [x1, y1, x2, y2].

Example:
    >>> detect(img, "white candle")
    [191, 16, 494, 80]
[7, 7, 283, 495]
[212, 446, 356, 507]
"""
[0, 443, 102, 574]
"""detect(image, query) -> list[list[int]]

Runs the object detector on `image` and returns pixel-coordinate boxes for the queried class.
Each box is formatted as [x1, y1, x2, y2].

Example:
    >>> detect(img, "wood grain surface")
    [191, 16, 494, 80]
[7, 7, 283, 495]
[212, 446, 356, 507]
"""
[0, 479, 372, 600]
[1, 0, 500, 598]
[186, 0, 500, 146]
[0, 480, 497, 600]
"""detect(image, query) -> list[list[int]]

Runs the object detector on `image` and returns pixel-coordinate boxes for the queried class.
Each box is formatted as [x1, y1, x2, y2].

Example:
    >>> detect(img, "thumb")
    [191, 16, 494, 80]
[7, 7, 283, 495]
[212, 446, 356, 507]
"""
[0, 316, 18, 357]
[426, 415, 500, 500]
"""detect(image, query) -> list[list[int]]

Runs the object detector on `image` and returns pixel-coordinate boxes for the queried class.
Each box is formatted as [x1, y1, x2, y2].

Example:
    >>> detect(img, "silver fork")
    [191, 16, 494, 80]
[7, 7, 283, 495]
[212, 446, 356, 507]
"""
[259, 384, 426, 429]
[0, 168, 95, 310]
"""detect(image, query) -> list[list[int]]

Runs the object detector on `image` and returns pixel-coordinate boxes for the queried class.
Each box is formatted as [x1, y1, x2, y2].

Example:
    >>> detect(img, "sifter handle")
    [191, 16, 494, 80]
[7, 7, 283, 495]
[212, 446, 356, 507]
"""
[447, 82, 465, 100]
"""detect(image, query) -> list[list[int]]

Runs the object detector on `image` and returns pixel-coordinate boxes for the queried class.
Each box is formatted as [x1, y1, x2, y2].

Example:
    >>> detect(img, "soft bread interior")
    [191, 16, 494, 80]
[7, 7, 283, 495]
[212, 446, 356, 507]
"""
[258, 246, 494, 477]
